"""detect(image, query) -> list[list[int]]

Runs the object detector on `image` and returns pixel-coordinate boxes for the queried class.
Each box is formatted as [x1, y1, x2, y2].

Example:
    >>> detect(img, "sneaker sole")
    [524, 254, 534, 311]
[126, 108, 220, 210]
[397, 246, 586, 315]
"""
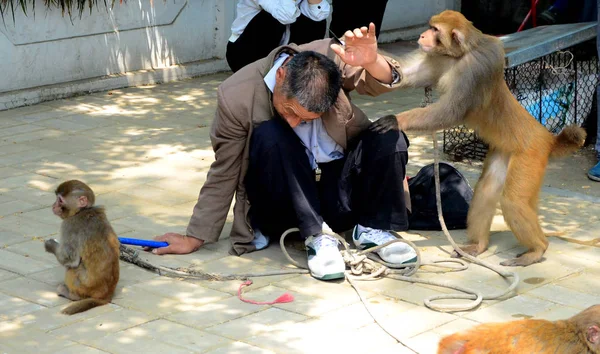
[588, 173, 600, 182]
[311, 272, 345, 281]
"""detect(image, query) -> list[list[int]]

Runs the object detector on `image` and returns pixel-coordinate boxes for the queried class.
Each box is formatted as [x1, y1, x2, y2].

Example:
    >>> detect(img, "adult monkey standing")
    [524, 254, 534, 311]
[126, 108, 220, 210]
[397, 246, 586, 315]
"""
[372, 10, 586, 266]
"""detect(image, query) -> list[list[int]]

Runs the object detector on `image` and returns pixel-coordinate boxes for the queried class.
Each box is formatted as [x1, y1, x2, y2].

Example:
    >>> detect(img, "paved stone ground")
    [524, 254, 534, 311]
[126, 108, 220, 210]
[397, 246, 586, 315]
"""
[1, 50, 600, 353]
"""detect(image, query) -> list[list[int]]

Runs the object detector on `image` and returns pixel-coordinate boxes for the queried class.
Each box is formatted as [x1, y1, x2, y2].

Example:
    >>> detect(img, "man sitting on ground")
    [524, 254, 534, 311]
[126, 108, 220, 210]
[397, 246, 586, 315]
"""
[150, 24, 417, 280]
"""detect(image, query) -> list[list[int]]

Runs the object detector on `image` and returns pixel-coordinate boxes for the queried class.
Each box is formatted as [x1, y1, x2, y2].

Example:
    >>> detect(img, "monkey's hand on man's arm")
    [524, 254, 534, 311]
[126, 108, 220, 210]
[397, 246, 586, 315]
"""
[368, 115, 400, 134]
[143, 233, 205, 255]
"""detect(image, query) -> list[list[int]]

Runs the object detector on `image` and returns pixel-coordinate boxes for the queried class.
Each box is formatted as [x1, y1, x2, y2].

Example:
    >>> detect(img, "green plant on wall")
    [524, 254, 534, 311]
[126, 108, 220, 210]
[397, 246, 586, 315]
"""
[0, 0, 125, 21]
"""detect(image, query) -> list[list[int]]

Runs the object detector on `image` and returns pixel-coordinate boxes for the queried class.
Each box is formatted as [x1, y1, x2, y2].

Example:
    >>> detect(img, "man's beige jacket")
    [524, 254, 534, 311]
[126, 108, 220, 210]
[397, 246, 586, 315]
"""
[186, 38, 404, 255]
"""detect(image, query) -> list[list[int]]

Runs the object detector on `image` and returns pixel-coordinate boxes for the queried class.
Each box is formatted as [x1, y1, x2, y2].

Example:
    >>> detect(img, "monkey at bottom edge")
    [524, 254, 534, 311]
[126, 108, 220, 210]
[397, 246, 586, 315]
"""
[438, 304, 600, 354]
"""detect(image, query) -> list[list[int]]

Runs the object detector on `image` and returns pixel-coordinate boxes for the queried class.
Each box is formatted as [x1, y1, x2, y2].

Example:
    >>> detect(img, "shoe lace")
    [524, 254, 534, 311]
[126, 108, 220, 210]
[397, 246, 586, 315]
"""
[313, 234, 339, 250]
[365, 229, 395, 245]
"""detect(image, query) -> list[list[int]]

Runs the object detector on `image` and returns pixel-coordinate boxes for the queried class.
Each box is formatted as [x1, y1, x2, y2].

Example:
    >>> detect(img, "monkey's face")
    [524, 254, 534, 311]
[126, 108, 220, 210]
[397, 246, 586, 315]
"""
[52, 194, 70, 219]
[419, 23, 466, 58]
[53, 194, 87, 219]
[418, 27, 439, 53]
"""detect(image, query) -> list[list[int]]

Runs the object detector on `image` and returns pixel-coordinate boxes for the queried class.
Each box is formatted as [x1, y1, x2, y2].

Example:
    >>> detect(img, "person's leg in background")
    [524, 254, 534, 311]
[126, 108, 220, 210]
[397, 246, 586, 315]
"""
[289, 13, 327, 46]
[226, 11, 286, 73]
[329, 0, 389, 39]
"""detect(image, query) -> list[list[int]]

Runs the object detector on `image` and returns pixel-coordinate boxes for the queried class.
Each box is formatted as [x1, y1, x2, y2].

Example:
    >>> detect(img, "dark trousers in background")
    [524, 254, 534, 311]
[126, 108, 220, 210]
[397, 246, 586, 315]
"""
[245, 118, 409, 240]
[329, 0, 389, 39]
[226, 10, 327, 73]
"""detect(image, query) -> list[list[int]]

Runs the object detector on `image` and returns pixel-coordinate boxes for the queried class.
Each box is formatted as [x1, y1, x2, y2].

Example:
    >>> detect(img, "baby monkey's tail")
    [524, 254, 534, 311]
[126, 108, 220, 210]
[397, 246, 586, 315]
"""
[61, 298, 109, 315]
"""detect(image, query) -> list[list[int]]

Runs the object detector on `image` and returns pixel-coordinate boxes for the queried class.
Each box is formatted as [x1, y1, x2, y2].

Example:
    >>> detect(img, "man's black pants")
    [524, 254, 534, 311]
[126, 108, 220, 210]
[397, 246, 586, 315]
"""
[226, 10, 327, 73]
[245, 118, 409, 240]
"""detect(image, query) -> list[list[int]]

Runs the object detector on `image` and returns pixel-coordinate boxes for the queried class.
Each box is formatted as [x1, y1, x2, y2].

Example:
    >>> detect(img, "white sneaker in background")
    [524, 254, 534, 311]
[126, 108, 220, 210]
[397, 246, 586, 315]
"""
[352, 225, 417, 264]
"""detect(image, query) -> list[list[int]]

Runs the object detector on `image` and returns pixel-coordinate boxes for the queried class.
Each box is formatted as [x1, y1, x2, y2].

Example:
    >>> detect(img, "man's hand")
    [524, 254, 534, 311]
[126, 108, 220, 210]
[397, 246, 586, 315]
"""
[143, 233, 204, 255]
[330, 22, 378, 67]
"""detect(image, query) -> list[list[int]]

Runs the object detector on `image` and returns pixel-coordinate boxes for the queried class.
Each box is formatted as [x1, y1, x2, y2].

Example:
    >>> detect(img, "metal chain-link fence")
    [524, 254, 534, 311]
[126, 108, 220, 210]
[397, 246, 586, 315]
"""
[443, 38, 599, 161]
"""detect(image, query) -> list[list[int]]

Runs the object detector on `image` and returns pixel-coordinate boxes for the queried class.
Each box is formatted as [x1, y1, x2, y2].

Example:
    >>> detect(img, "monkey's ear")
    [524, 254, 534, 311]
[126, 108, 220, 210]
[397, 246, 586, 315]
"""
[77, 196, 89, 208]
[451, 29, 465, 46]
[587, 325, 600, 344]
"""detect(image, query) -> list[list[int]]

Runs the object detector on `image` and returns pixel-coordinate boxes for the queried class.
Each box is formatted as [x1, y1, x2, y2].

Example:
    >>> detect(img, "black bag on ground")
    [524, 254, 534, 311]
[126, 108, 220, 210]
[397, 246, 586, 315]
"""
[407, 162, 473, 230]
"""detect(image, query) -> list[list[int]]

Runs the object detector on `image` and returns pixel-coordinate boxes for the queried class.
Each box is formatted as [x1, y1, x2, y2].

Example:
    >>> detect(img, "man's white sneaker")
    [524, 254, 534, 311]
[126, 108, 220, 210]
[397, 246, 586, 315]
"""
[352, 225, 417, 265]
[305, 234, 345, 280]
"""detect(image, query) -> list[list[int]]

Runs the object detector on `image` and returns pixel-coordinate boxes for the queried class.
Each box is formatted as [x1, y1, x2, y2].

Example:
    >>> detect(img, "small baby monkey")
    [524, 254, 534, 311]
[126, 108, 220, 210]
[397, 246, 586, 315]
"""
[45, 180, 120, 315]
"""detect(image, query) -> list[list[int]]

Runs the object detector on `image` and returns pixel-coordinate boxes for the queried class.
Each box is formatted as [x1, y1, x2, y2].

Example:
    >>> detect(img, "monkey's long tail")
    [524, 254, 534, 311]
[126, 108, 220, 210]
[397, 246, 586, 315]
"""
[550, 124, 586, 158]
[61, 298, 109, 315]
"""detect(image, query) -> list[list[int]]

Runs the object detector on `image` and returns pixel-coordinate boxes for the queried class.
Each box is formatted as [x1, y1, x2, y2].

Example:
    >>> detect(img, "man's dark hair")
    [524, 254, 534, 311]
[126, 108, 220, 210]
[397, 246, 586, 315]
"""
[281, 51, 342, 114]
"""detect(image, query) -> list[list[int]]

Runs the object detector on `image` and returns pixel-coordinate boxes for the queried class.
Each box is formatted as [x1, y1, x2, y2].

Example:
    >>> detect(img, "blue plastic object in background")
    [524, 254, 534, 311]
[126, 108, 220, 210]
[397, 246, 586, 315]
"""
[119, 237, 168, 248]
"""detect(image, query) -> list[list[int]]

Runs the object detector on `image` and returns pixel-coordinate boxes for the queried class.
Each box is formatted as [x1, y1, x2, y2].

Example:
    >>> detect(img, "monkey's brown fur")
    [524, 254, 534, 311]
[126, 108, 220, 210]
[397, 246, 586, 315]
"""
[438, 304, 600, 353]
[390, 10, 586, 266]
[45, 180, 120, 315]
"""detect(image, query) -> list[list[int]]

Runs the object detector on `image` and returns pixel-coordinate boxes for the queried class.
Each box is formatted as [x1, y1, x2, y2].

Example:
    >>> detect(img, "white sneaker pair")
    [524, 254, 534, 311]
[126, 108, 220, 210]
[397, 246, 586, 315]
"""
[305, 225, 417, 281]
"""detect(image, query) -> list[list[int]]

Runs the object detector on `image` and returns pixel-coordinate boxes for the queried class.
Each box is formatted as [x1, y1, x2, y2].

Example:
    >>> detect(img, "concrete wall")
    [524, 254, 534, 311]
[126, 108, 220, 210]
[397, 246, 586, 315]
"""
[380, 0, 462, 42]
[0, 0, 459, 110]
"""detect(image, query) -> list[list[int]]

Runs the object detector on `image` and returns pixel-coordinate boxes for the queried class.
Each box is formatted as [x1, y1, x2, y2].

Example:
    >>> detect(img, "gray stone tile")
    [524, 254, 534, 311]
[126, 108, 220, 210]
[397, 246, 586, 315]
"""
[167, 296, 265, 329]
[535, 305, 582, 321]
[116, 263, 160, 287]
[17, 208, 60, 226]
[28, 266, 66, 286]
[52, 344, 108, 354]
[204, 307, 308, 340]
[374, 305, 458, 340]
[130, 277, 230, 307]
[0, 249, 54, 275]
[0, 174, 58, 192]
[0, 215, 58, 238]
[0, 293, 44, 320]
[123, 319, 233, 352]
[555, 267, 600, 295]
[0, 167, 29, 179]
[0, 269, 19, 283]
[112, 286, 188, 316]
[0, 230, 29, 247]
[0, 323, 76, 353]
[0, 187, 55, 207]
[0, 124, 45, 139]
[86, 335, 194, 354]
[526, 284, 600, 309]
[204, 341, 276, 354]
[50, 308, 156, 342]
[0, 149, 62, 167]
[464, 294, 559, 323]
[240, 285, 356, 317]
[0, 277, 69, 307]
[6, 239, 58, 263]
[13, 303, 117, 332]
